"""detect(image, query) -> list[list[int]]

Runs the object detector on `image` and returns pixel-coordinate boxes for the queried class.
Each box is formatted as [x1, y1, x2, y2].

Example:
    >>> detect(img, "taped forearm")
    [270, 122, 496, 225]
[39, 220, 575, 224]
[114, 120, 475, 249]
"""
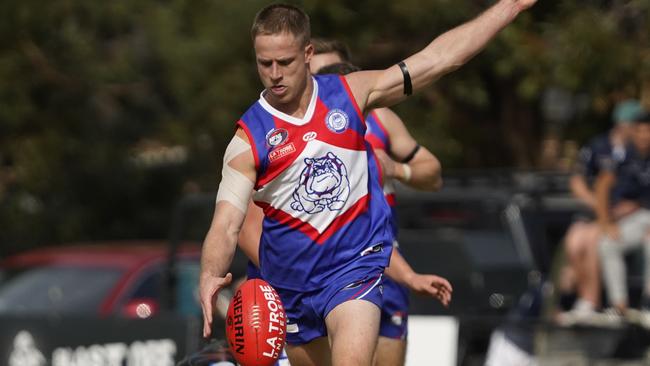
[216, 135, 255, 213]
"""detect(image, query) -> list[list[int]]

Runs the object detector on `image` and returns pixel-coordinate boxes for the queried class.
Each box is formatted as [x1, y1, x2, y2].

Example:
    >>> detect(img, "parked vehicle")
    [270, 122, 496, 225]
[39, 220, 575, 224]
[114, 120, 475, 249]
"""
[0, 241, 202, 319]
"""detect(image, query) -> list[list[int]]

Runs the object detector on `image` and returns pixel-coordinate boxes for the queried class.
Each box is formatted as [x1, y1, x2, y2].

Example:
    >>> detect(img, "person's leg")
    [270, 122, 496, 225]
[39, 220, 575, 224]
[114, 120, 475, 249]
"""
[577, 223, 602, 308]
[599, 233, 628, 312]
[616, 210, 650, 302]
[644, 234, 650, 299]
[558, 221, 600, 323]
[635, 211, 650, 302]
[600, 210, 650, 312]
[373, 337, 406, 366]
[285, 269, 384, 366]
[638, 231, 650, 327]
[319, 273, 384, 366]
[285, 337, 331, 366]
[326, 299, 381, 366]
[373, 278, 409, 366]
[561, 221, 585, 294]
[279, 288, 331, 366]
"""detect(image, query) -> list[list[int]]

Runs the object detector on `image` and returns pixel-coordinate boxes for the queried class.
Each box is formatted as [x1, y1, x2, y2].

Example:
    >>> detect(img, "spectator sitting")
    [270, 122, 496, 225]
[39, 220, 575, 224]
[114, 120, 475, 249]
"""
[596, 110, 650, 325]
[557, 99, 641, 325]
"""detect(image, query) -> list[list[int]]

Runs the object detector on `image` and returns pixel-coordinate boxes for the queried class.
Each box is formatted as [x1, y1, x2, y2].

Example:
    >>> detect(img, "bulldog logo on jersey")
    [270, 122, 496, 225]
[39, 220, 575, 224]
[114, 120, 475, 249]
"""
[291, 152, 350, 214]
[325, 109, 349, 133]
[266, 128, 289, 147]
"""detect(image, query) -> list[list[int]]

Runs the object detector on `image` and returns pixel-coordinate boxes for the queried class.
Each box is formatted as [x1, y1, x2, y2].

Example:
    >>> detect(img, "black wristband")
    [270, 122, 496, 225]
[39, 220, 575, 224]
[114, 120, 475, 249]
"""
[397, 61, 413, 96]
[401, 144, 420, 163]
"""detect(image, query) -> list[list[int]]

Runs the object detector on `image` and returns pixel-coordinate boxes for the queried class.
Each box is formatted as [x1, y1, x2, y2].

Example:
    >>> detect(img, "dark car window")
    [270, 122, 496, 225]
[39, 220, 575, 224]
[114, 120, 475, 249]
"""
[176, 259, 201, 317]
[129, 267, 164, 300]
[121, 259, 201, 317]
[0, 266, 123, 315]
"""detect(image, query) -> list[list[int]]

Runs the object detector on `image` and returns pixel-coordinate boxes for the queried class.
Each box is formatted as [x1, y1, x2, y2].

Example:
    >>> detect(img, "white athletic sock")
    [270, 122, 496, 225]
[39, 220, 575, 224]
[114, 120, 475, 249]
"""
[573, 298, 595, 312]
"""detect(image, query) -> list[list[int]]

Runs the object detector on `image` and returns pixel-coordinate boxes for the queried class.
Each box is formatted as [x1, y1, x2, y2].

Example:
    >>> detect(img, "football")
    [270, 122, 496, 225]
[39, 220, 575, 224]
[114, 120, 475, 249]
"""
[225, 278, 287, 366]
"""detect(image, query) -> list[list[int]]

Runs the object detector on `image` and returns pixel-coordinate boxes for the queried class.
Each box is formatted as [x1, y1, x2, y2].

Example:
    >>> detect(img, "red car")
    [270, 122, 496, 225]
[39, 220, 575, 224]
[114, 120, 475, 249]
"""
[0, 241, 202, 318]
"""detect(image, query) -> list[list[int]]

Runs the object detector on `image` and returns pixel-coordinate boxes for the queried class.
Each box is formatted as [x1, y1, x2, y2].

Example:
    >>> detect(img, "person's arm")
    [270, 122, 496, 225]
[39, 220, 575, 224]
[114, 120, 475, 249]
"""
[346, 0, 536, 111]
[200, 128, 256, 338]
[594, 170, 618, 240]
[569, 174, 597, 209]
[238, 200, 265, 267]
[373, 108, 442, 191]
[384, 249, 452, 307]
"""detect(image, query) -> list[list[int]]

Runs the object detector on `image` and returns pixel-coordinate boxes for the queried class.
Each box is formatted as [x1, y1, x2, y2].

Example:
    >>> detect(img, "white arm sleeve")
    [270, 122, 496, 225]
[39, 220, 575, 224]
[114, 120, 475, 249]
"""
[215, 135, 255, 213]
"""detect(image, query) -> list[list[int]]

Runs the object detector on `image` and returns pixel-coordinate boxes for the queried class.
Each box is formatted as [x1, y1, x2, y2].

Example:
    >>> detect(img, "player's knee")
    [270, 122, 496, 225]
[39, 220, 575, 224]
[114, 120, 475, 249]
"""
[336, 350, 373, 366]
[565, 227, 588, 256]
[285, 340, 330, 366]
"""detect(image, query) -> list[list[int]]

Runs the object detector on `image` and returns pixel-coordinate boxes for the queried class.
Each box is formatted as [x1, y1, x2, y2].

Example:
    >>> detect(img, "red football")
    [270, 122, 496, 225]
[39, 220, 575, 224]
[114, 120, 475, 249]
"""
[225, 278, 287, 366]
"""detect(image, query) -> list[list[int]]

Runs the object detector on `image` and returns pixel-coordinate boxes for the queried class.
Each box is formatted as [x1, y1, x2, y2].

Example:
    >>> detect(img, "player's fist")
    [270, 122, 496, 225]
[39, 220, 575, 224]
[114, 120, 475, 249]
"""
[200, 272, 233, 338]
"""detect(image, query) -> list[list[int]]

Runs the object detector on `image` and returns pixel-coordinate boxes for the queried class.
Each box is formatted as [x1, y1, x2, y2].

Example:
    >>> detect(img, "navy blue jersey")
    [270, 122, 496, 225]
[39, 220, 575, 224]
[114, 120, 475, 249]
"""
[615, 145, 650, 208]
[574, 133, 627, 182]
[365, 111, 398, 239]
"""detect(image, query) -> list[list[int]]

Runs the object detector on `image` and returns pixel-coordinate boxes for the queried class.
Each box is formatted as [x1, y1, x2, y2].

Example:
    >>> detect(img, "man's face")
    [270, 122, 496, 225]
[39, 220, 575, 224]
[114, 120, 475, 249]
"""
[633, 122, 650, 155]
[254, 32, 313, 105]
[309, 52, 344, 74]
[617, 123, 635, 142]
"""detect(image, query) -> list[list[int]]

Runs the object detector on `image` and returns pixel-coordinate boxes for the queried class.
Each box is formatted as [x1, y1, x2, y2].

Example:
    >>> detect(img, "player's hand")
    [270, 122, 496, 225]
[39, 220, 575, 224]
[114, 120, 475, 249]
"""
[406, 273, 453, 307]
[199, 272, 233, 338]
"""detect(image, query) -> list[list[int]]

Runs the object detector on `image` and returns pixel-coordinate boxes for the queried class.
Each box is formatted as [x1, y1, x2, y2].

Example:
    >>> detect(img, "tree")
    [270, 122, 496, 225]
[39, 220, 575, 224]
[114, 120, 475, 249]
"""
[1, 0, 649, 254]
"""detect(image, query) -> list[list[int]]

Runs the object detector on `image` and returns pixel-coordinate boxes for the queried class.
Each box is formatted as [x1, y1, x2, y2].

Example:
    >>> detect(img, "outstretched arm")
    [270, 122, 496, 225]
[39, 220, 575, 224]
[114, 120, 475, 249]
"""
[384, 248, 452, 306]
[373, 108, 442, 191]
[200, 128, 256, 338]
[346, 0, 537, 111]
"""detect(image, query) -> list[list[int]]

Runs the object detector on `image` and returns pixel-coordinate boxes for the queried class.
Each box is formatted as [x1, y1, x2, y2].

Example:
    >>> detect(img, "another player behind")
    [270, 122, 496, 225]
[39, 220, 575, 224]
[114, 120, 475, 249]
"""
[199, 2, 537, 365]
[317, 59, 448, 366]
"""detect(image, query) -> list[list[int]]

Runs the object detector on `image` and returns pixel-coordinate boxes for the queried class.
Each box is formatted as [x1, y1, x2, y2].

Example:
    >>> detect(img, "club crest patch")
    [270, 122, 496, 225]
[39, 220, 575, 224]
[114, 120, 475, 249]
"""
[325, 109, 349, 133]
[266, 128, 289, 147]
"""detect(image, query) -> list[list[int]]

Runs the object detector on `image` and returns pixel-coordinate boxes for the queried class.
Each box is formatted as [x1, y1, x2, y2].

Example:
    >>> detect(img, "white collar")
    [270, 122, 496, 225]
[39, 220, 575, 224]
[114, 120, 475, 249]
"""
[258, 76, 318, 126]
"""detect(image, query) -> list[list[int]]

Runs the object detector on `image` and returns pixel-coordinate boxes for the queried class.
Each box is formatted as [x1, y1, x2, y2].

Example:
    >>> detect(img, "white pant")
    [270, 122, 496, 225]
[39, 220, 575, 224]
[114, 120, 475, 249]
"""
[599, 209, 650, 306]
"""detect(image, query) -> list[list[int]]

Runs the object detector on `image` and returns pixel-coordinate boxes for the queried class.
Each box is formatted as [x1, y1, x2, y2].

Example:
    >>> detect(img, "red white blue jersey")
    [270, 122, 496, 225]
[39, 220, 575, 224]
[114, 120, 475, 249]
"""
[237, 74, 392, 291]
[365, 111, 398, 239]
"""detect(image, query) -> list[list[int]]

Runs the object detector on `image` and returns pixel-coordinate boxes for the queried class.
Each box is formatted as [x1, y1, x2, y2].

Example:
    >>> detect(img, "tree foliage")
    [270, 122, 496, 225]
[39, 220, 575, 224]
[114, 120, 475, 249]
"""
[1, 0, 648, 253]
